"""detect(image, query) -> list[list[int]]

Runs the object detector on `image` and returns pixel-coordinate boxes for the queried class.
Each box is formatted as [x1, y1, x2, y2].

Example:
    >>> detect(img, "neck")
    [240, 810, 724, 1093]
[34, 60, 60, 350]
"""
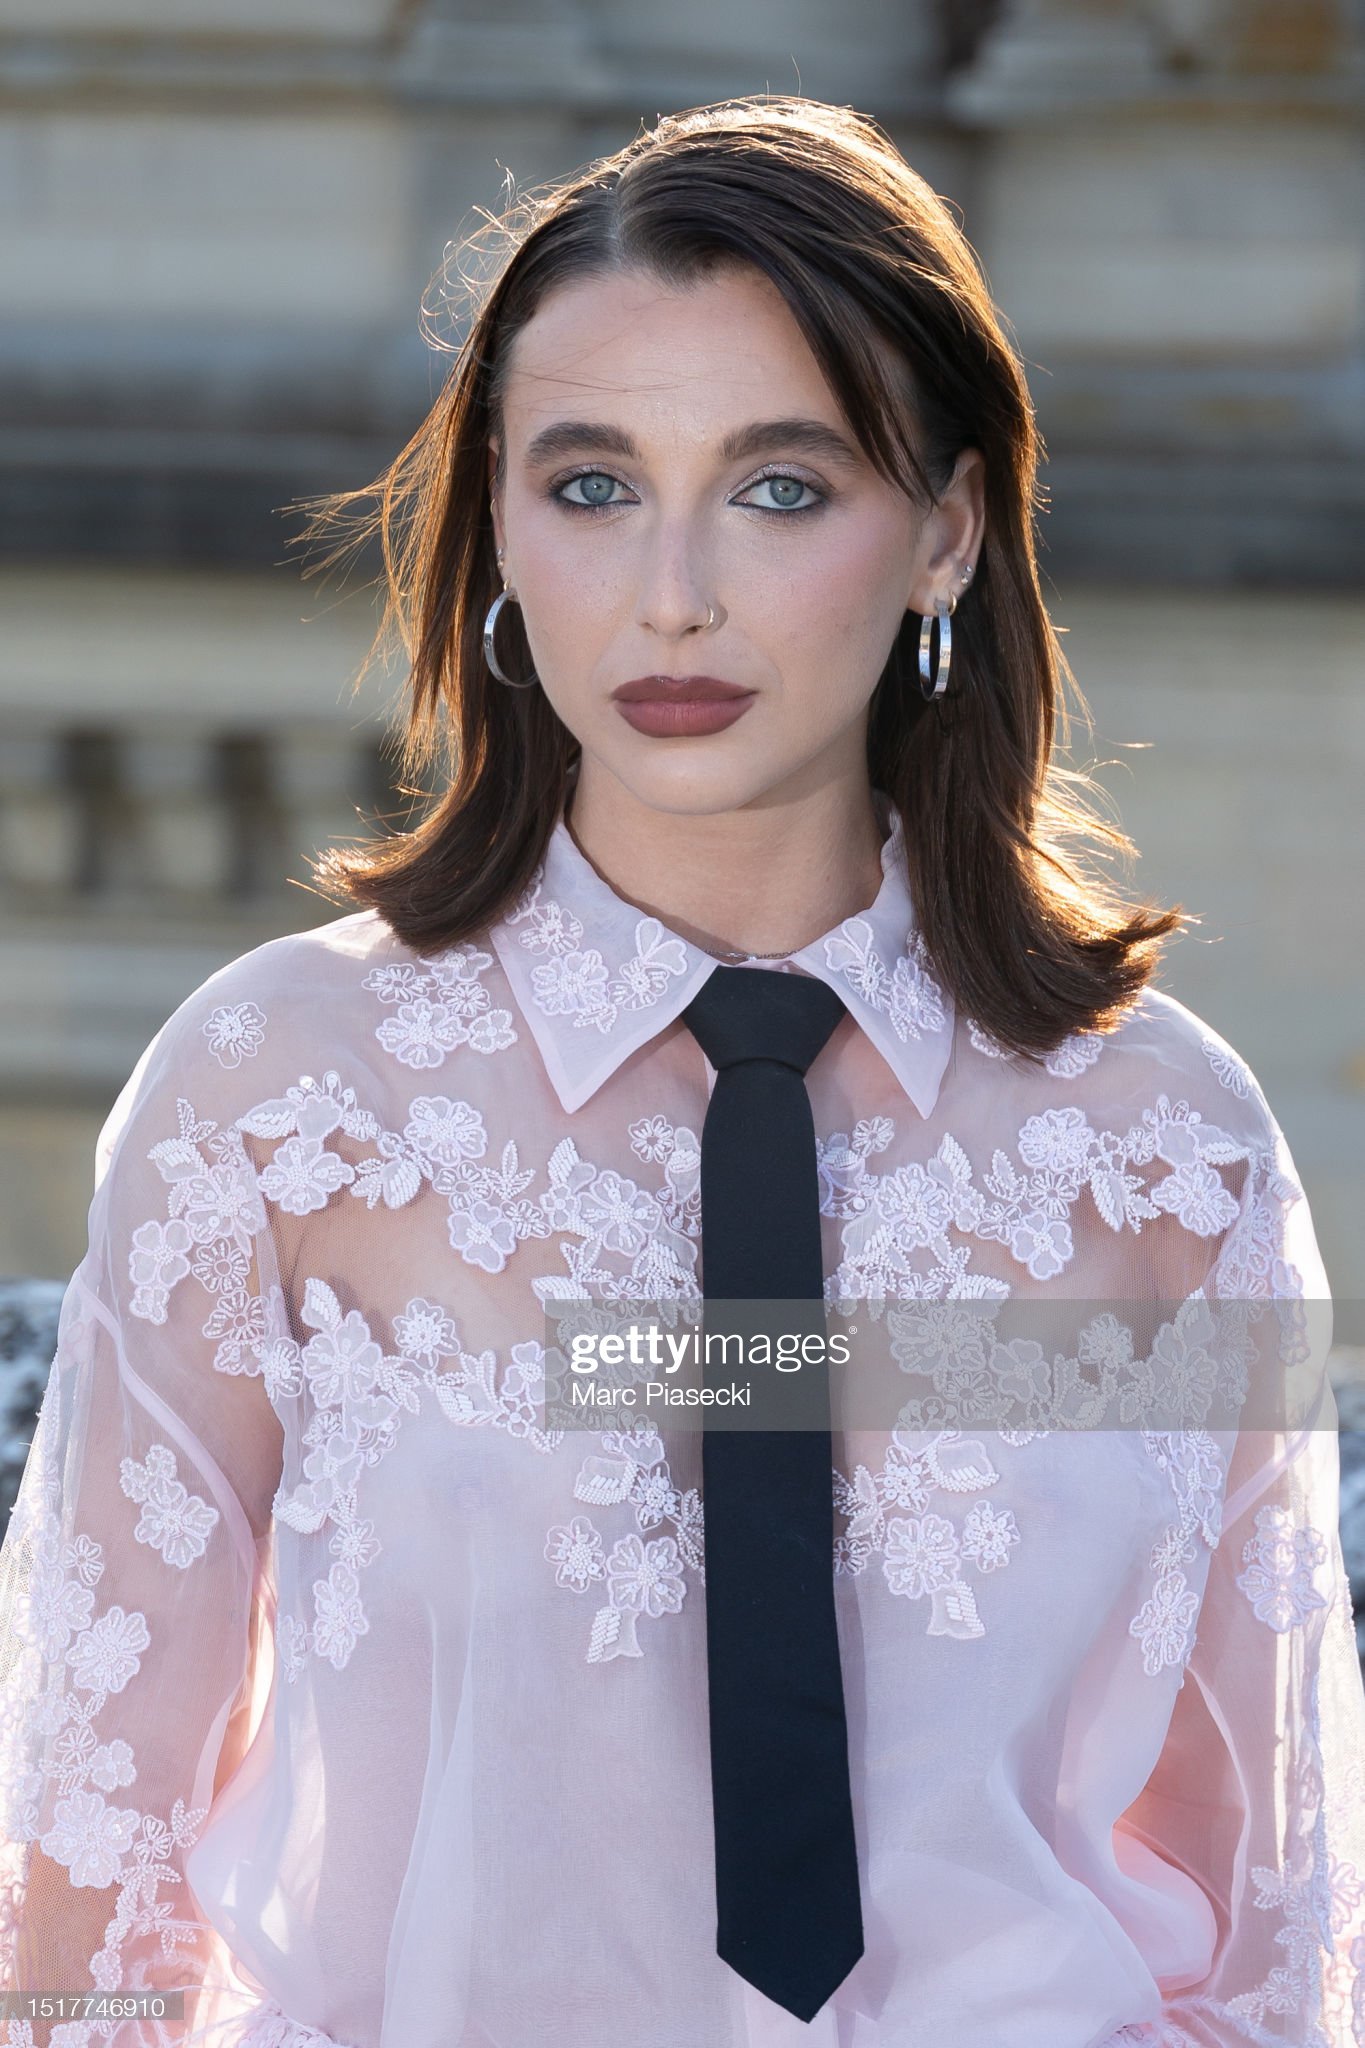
[562, 770, 889, 960]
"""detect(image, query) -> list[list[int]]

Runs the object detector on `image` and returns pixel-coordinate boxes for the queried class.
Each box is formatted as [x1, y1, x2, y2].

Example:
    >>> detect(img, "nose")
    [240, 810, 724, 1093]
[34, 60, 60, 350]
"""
[633, 518, 718, 641]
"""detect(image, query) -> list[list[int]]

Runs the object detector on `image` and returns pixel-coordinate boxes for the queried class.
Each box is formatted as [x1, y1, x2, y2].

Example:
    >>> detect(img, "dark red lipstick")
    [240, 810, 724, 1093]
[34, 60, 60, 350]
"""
[611, 675, 757, 738]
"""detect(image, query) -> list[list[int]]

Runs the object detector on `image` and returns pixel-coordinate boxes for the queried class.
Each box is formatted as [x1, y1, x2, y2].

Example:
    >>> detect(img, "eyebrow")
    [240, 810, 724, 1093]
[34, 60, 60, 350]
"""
[521, 416, 865, 470]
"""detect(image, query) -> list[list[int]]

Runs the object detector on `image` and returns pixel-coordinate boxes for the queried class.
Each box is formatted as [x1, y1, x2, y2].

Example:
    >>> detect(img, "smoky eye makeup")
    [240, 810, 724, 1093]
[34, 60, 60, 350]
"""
[544, 461, 834, 518]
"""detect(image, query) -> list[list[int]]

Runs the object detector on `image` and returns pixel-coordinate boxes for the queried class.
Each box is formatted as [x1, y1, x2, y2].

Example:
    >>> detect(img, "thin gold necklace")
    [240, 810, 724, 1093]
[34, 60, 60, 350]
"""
[699, 943, 794, 962]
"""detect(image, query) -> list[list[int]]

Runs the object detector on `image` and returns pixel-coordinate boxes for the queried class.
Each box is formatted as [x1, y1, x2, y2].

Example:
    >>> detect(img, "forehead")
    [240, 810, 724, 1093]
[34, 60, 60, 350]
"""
[498, 262, 844, 442]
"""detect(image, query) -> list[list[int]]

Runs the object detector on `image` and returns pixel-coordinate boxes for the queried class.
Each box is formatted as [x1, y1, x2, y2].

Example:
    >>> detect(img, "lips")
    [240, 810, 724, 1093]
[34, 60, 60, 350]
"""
[611, 676, 758, 739]
[612, 675, 753, 703]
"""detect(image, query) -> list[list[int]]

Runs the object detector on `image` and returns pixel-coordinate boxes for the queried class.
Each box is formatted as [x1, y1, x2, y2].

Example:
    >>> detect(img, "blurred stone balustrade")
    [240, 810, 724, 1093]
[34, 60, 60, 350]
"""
[0, 710, 395, 1103]
[0, 717, 388, 910]
[0, 564, 400, 1272]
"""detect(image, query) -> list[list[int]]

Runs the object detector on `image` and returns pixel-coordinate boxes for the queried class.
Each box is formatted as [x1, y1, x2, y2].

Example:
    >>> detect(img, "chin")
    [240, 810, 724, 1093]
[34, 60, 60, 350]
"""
[590, 746, 814, 822]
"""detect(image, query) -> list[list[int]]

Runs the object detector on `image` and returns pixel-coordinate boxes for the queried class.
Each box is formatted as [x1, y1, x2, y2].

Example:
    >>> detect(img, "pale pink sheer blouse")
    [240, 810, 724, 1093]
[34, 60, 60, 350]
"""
[2, 789, 1364, 2048]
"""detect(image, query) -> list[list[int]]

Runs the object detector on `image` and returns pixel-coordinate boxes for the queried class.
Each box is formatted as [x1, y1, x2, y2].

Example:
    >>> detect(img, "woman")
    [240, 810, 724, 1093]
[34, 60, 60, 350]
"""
[1, 96, 1361, 2048]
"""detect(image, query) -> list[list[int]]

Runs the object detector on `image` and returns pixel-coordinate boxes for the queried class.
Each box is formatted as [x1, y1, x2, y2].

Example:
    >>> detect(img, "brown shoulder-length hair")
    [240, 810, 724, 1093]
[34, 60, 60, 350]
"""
[292, 93, 1186, 1063]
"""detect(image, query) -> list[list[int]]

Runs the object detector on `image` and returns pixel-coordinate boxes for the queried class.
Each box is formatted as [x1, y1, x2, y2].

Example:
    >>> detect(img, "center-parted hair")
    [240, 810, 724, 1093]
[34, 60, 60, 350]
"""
[293, 95, 1185, 1061]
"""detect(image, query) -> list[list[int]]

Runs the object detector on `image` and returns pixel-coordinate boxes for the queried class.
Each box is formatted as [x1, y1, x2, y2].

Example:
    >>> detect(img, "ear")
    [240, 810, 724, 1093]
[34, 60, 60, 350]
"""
[906, 447, 986, 614]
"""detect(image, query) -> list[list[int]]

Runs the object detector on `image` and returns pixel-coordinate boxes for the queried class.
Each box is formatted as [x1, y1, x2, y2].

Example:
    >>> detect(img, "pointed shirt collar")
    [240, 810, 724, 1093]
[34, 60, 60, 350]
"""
[486, 793, 955, 1121]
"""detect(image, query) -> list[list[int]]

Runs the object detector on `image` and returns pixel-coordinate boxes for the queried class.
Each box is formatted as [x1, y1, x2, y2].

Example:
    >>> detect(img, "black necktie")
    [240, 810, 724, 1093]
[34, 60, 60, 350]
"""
[680, 964, 864, 2023]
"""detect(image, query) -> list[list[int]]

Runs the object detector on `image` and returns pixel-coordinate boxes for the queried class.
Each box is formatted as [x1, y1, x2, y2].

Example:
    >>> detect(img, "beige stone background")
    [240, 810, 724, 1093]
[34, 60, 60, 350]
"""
[0, 0, 1362, 1357]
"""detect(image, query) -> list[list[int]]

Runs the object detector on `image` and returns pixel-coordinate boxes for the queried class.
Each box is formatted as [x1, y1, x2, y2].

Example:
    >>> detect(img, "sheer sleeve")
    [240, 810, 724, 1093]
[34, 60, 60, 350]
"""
[1113, 1106, 1365, 2046]
[0, 987, 286, 2046]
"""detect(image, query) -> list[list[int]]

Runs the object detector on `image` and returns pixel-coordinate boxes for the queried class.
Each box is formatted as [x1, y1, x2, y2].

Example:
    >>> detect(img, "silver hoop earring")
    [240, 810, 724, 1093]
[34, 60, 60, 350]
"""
[483, 588, 538, 690]
[918, 592, 956, 703]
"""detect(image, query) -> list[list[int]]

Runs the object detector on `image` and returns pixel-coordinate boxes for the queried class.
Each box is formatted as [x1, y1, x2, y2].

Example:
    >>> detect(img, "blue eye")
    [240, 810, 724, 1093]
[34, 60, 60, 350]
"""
[556, 472, 628, 508]
[736, 475, 822, 513]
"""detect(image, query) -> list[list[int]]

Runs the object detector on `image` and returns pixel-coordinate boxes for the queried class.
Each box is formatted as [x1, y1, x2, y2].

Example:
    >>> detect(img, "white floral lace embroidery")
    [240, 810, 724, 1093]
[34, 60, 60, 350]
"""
[503, 859, 692, 1034]
[547, 1420, 703, 1662]
[0, 1470, 213, 2008]
[966, 1012, 1106, 1078]
[820, 916, 947, 1043]
[1201, 1031, 1255, 1098]
[202, 999, 267, 1068]
[118, 1444, 220, 1570]
[1237, 1501, 1331, 1633]
[237, 1998, 355, 2048]
[832, 1428, 1027, 1641]
[824, 1095, 1248, 1298]
[268, 1275, 561, 1676]
[363, 944, 517, 1069]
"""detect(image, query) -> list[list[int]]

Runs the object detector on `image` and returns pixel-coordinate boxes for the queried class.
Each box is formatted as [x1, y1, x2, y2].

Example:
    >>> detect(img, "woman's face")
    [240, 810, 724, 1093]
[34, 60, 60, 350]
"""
[489, 261, 981, 820]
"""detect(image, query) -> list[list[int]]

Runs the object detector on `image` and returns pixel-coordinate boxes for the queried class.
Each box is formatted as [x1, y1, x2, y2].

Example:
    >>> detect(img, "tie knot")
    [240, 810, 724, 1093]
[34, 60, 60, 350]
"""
[681, 965, 847, 1077]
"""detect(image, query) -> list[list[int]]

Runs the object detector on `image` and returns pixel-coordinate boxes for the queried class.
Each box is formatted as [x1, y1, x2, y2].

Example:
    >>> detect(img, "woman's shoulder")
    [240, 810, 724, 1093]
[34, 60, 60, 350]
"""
[975, 981, 1285, 1163]
[100, 907, 520, 1152]
[1107, 985, 1295, 1187]
[1091, 981, 1260, 1080]
[96, 911, 422, 1168]
[1103, 984, 1275, 1121]
[179, 906, 407, 1020]
[134, 910, 398, 1067]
